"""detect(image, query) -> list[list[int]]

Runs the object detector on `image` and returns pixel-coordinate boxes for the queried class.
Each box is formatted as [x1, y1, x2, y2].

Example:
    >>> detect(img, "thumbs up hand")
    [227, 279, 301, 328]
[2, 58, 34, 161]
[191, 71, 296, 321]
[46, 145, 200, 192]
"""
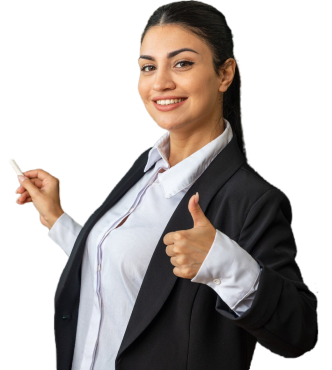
[164, 192, 216, 279]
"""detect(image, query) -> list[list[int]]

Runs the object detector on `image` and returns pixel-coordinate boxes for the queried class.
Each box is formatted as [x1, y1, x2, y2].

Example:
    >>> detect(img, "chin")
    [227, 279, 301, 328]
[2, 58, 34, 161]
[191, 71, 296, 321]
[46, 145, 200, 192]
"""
[155, 119, 188, 132]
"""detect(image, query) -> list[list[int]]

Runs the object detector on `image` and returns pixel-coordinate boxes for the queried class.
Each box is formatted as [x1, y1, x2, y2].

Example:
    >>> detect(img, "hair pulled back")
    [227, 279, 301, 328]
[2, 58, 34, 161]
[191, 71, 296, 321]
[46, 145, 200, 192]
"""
[140, 0, 247, 161]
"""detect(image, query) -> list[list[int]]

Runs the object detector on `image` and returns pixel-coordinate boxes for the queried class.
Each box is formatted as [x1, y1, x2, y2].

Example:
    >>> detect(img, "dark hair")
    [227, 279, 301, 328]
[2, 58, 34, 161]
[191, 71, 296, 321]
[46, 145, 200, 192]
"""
[140, 0, 247, 161]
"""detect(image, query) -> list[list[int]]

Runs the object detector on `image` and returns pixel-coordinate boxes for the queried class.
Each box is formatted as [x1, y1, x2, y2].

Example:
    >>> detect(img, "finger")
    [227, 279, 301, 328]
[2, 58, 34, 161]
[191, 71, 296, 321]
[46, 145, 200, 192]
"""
[165, 244, 176, 257]
[22, 169, 52, 181]
[17, 190, 33, 203]
[17, 175, 40, 198]
[17, 190, 30, 203]
[163, 232, 174, 245]
[17, 196, 33, 204]
[170, 256, 180, 268]
[16, 185, 24, 194]
[17, 192, 28, 204]
[31, 178, 43, 187]
[19, 195, 33, 204]
[172, 266, 182, 278]
[16, 178, 43, 193]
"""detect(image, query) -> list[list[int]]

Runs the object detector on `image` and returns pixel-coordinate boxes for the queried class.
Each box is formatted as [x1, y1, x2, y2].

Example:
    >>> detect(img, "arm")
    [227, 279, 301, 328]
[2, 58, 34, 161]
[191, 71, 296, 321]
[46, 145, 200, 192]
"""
[48, 212, 83, 257]
[214, 188, 318, 357]
[191, 229, 262, 316]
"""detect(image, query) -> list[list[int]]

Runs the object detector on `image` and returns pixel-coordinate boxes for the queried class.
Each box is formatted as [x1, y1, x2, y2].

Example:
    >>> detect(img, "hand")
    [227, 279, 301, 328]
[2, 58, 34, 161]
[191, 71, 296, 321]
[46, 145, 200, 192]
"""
[16, 169, 64, 230]
[164, 192, 216, 279]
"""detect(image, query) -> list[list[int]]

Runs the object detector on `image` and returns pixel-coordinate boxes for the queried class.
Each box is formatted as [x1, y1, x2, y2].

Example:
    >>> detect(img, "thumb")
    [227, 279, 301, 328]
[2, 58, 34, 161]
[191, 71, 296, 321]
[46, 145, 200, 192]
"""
[188, 192, 210, 228]
[17, 175, 40, 198]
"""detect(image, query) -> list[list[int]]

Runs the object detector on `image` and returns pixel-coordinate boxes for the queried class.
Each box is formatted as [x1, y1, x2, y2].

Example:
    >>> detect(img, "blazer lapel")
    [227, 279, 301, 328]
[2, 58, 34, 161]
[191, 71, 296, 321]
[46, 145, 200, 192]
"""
[54, 148, 153, 306]
[116, 132, 246, 360]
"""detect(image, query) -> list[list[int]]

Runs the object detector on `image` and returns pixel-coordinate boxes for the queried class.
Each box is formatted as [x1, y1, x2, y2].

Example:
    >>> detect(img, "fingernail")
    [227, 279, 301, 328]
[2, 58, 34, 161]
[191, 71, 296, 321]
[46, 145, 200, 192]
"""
[15, 187, 20, 193]
[195, 192, 199, 205]
[16, 196, 21, 203]
[18, 175, 27, 182]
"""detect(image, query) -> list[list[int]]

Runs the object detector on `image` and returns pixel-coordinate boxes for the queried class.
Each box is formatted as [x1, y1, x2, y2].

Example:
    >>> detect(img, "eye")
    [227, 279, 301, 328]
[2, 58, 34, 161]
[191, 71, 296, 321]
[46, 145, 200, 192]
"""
[174, 60, 194, 68]
[140, 65, 156, 72]
[140, 60, 194, 72]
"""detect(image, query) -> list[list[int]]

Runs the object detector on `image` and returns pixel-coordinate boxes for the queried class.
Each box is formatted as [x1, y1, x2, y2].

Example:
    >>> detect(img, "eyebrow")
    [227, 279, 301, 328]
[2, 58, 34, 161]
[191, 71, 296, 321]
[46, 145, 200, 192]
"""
[138, 48, 199, 62]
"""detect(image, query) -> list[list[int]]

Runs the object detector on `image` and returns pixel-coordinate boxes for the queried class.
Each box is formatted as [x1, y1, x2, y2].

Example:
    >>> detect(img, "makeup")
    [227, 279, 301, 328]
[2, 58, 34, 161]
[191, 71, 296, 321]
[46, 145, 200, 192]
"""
[152, 98, 188, 112]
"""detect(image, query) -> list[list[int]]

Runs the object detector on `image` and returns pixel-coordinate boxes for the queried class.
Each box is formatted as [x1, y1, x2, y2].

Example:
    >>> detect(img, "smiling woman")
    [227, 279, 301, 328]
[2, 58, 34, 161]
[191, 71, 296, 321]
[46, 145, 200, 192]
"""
[137, 21, 244, 170]
[137, 22, 240, 166]
[15, 1, 318, 370]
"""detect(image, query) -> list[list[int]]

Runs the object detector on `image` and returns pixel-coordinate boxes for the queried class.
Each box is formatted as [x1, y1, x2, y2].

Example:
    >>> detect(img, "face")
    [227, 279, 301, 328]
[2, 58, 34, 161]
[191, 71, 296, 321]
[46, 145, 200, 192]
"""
[138, 24, 235, 134]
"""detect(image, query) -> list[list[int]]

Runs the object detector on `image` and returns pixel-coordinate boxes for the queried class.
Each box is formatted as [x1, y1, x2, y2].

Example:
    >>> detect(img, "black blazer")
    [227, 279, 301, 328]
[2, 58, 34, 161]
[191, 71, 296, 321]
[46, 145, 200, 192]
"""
[54, 132, 318, 370]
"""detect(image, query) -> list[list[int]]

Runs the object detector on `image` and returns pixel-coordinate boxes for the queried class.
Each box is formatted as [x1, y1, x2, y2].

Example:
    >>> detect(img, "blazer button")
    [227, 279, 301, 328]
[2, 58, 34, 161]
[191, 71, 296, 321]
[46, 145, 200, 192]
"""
[62, 314, 71, 320]
[213, 278, 221, 285]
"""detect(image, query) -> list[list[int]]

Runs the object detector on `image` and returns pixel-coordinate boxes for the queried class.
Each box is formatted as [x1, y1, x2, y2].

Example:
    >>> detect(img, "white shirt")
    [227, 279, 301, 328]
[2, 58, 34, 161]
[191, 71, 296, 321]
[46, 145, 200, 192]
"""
[48, 118, 261, 370]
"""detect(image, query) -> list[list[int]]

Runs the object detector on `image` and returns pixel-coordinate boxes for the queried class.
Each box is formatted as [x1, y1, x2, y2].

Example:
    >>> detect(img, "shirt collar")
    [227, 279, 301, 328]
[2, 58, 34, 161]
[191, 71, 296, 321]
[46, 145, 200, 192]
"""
[144, 118, 233, 198]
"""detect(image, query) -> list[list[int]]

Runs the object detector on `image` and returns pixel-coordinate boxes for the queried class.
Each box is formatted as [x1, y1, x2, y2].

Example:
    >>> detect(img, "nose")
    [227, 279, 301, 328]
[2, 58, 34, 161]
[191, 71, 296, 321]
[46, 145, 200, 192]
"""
[153, 68, 176, 91]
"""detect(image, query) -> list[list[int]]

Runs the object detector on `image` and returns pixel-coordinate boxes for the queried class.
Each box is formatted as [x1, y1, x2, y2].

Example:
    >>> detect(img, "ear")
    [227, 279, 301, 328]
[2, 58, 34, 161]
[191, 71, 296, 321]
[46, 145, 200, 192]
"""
[218, 58, 236, 93]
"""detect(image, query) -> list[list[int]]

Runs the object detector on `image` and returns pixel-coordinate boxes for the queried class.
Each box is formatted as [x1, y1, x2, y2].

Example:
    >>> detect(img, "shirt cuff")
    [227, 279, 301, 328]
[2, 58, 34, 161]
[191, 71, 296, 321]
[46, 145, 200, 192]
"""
[191, 229, 261, 315]
[48, 212, 82, 257]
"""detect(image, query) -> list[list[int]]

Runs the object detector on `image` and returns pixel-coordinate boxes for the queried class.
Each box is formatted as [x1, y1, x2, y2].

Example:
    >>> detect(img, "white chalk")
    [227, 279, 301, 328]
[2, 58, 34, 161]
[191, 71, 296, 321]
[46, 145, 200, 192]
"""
[9, 159, 24, 176]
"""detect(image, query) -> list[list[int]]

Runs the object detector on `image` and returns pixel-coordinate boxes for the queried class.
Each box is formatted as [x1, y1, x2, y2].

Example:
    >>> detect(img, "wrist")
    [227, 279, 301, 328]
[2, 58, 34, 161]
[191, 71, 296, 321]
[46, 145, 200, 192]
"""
[46, 209, 65, 230]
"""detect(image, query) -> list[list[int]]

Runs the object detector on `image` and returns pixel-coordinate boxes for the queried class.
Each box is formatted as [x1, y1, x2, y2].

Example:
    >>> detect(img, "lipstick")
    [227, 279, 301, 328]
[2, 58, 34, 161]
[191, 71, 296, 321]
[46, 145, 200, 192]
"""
[152, 98, 188, 112]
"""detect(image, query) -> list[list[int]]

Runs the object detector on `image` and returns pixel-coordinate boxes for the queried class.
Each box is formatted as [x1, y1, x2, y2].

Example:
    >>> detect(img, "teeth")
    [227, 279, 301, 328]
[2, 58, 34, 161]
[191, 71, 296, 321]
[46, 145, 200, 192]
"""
[156, 98, 186, 105]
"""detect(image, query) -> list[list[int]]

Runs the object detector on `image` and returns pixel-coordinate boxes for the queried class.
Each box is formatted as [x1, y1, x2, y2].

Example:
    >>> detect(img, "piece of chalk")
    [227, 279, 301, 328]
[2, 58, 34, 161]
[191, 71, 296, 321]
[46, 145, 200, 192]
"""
[9, 159, 24, 176]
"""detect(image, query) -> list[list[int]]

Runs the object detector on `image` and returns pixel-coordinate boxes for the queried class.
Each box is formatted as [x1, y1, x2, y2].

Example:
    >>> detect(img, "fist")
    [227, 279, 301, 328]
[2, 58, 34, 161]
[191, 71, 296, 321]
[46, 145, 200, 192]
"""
[164, 192, 216, 279]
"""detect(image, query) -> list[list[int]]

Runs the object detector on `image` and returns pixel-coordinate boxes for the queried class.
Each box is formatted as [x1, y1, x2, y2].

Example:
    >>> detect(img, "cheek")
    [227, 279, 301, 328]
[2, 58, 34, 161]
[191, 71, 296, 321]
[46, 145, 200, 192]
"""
[138, 78, 149, 101]
[196, 71, 217, 94]
[184, 77, 213, 104]
[137, 80, 142, 96]
[189, 73, 219, 108]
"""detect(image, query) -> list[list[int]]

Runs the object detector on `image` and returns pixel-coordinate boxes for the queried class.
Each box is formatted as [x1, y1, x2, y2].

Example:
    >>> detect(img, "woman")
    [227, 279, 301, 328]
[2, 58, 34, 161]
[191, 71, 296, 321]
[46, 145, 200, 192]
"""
[15, 1, 318, 369]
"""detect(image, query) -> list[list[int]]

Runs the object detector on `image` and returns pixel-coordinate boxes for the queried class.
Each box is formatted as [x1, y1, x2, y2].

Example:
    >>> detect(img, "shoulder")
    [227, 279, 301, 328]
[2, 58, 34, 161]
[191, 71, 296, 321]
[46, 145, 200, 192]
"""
[210, 161, 292, 234]
[229, 161, 289, 202]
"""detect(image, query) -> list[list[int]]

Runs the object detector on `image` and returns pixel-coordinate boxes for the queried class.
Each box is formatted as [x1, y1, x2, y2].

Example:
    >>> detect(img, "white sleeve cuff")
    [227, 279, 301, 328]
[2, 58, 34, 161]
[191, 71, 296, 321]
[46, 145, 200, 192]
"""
[48, 212, 82, 257]
[191, 229, 261, 315]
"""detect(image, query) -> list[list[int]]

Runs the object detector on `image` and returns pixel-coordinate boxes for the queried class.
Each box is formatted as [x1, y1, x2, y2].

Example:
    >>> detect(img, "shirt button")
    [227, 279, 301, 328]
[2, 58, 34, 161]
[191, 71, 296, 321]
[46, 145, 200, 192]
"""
[97, 264, 101, 271]
[213, 278, 221, 285]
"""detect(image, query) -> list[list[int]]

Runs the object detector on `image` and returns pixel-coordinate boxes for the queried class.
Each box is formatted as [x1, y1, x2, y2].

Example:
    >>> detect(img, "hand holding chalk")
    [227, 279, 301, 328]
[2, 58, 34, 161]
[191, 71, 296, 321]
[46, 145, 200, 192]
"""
[10, 159, 65, 230]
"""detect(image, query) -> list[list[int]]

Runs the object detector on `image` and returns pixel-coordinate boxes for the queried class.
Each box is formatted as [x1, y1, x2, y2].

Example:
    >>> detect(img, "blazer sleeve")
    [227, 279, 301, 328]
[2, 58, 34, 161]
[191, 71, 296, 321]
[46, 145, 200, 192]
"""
[215, 188, 318, 358]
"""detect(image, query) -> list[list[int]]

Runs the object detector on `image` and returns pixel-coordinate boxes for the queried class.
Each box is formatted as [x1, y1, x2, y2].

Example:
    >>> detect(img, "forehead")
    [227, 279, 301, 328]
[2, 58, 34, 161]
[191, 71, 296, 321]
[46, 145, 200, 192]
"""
[140, 24, 209, 57]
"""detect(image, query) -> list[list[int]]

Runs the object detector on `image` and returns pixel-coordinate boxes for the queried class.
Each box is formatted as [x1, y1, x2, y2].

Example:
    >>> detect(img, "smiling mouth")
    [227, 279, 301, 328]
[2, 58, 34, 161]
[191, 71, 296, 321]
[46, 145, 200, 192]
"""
[154, 98, 188, 106]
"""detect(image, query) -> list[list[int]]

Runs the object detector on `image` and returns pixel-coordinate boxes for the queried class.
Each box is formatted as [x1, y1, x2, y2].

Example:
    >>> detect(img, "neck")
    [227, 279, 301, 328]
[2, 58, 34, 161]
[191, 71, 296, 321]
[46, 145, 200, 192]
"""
[168, 120, 225, 167]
